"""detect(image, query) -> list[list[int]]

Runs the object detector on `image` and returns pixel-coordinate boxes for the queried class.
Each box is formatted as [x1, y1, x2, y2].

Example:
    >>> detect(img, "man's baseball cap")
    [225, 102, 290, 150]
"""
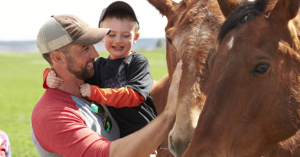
[37, 14, 111, 54]
[98, 1, 139, 29]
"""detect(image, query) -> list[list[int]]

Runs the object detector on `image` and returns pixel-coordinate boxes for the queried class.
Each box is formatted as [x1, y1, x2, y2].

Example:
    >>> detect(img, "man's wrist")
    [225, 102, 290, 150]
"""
[161, 110, 176, 124]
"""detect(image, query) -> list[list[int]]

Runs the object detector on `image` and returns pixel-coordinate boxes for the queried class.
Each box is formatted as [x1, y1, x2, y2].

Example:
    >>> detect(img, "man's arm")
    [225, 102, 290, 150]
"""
[109, 60, 182, 157]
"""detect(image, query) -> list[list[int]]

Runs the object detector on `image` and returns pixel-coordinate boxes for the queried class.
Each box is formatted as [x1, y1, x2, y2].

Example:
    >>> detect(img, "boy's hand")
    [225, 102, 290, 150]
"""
[80, 83, 91, 98]
[46, 70, 63, 88]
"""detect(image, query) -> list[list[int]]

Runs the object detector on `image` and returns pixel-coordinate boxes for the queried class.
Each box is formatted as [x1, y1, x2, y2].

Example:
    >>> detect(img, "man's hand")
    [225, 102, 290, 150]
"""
[165, 60, 182, 113]
[46, 70, 63, 88]
[80, 83, 91, 98]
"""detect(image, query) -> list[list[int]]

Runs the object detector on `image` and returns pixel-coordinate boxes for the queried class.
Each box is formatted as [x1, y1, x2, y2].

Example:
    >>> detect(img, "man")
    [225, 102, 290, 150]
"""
[31, 14, 182, 157]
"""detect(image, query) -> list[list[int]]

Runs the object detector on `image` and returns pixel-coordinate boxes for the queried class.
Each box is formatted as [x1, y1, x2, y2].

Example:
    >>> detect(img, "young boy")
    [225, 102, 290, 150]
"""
[44, 1, 157, 138]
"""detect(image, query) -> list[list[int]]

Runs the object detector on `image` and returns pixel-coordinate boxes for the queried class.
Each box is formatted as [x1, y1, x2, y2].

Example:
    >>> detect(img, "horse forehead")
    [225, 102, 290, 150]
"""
[222, 19, 275, 54]
[167, 1, 213, 33]
[169, 14, 216, 51]
[238, 17, 273, 41]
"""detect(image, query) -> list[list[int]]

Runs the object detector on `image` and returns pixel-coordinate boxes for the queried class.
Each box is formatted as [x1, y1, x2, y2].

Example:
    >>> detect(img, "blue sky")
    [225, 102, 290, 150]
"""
[1, 0, 181, 41]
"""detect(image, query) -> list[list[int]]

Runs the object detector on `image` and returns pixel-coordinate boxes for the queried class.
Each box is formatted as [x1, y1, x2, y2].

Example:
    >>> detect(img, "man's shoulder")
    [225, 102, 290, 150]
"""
[36, 89, 74, 105]
[32, 89, 78, 118]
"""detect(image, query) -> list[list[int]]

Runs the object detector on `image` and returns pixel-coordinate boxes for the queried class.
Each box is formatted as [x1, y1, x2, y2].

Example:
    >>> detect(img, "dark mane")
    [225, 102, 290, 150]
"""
[217, 0, 268, 44]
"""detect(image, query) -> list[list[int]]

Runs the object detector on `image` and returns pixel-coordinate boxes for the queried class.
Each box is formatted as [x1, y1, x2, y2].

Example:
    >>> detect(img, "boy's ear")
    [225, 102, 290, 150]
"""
[50, 51, 65, 65]
[133, 33, 140, 44]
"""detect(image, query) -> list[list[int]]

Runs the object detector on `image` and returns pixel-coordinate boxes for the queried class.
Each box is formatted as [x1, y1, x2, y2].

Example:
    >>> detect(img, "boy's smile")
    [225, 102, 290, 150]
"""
[101, 17, 139, 59]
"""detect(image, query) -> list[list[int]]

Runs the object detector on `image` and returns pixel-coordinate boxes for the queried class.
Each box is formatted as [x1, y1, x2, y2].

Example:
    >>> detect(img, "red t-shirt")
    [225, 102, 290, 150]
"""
[31, 89, 120, 157]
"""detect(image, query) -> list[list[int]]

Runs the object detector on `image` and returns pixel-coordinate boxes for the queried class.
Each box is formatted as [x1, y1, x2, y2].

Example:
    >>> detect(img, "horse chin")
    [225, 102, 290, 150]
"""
[168, 131, 191, 157]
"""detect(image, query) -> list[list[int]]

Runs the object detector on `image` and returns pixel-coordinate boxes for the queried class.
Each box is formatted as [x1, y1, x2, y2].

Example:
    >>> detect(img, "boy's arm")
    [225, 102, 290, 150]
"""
[43, 68, 63, 89]
[43, 68, 51, 88]
[85, 55, 151, 108]
[89, 85, 145, 108]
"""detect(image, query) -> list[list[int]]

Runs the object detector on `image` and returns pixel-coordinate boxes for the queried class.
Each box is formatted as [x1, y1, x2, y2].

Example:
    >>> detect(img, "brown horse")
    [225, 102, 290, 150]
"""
[183, 0, 300, 156]
[148, 0, 225, 156]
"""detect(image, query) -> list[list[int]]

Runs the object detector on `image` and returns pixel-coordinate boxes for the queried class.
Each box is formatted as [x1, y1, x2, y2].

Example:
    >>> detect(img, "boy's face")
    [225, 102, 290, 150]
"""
[101, 17, 139, 59]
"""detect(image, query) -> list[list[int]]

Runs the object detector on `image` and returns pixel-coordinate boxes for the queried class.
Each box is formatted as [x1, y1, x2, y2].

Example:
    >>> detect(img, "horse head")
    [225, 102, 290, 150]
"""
[148, 0, 225, 156]
[183, 0, 300, 156]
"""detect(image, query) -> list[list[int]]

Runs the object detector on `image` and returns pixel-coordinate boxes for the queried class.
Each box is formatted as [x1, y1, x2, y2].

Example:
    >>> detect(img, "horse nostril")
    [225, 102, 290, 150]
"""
[169, 135, 177, 156]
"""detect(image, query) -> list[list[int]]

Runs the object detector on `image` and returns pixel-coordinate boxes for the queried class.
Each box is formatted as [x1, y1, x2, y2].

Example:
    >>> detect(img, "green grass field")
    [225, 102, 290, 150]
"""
[0, 49, 167, 156]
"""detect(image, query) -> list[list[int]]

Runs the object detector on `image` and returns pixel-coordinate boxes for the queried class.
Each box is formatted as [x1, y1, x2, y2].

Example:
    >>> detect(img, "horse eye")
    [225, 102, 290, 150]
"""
[167, 37, 172, 45]
[254, 64, 270, 75]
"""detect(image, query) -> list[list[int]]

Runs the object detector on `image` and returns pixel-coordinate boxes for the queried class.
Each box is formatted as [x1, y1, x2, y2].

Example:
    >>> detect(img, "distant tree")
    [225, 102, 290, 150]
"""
[156, 38, 163, 48]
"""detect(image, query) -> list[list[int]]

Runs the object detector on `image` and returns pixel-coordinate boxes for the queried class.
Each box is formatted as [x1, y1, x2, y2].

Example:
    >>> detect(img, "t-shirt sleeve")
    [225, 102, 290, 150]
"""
[125, 54, 153, 99]
[32, 102, 111, 157]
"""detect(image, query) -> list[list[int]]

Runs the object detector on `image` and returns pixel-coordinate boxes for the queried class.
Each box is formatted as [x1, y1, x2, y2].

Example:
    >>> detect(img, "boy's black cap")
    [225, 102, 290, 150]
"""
[98, 1, 139, 29]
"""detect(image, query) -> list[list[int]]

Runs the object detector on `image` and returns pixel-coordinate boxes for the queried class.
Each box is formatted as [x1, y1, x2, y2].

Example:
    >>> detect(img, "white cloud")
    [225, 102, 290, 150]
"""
[0, 0, 168, 41]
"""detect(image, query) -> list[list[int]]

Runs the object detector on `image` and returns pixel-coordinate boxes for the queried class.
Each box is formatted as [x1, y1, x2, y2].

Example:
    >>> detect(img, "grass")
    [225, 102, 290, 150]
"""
[0, 49, 167, 156]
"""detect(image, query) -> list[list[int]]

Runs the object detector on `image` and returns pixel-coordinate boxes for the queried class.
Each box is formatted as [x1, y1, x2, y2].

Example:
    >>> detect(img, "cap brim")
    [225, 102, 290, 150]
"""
[72, 27, 111, 45]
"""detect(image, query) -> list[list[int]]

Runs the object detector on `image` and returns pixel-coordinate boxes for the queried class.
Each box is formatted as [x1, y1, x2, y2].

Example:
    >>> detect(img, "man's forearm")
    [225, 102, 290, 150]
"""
[109, 110, 175, 157]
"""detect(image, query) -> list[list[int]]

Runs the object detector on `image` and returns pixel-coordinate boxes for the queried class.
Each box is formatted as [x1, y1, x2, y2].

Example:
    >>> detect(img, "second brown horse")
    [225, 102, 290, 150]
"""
[183, 0, 300, 156]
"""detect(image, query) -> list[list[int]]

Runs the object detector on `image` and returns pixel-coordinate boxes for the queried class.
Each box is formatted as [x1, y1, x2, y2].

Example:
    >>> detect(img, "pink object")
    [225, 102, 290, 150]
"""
[0, 130, 10, 157]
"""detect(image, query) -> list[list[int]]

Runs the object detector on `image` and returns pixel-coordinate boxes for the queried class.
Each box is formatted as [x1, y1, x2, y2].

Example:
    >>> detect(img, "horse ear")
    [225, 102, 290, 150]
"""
[217, 0, 241, 17]
[147, 0, 176, 18]
[269, 0, 300, 24]
[260, 0, 277, 17]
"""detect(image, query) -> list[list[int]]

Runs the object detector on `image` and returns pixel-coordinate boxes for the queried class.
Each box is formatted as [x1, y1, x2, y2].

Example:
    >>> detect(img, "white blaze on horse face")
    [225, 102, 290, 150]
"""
[191, 105, 201, 128]
[227, 36, 235, 50]
[174, 33, 187, 58]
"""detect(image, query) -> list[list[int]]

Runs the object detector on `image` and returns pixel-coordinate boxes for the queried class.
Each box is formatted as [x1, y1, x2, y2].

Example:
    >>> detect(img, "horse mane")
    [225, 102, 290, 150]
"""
[217, 0, 269, 44]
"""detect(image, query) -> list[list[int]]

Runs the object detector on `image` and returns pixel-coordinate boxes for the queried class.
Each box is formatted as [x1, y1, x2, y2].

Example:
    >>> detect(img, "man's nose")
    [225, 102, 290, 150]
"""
[89, 46, 99, 59]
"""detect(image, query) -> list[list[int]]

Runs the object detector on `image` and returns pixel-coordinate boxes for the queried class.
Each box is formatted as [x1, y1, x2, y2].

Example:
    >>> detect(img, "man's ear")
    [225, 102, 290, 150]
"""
[50, 50, 65, 65]
[133, 33, 140, 44]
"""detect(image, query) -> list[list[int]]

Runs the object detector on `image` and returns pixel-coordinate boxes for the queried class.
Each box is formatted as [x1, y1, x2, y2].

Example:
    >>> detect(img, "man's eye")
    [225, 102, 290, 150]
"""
[109, 35, 115, 37]
[124, 35, 129, 37]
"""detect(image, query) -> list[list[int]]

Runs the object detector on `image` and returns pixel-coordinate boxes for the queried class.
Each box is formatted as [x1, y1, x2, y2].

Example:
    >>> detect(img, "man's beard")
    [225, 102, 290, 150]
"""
[66, 56, 95, 80]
